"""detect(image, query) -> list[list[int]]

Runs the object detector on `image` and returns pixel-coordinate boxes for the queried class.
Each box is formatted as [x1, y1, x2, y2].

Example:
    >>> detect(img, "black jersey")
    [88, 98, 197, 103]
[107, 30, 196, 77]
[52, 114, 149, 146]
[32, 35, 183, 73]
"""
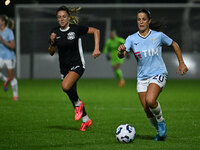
[50, 24, 89, 68]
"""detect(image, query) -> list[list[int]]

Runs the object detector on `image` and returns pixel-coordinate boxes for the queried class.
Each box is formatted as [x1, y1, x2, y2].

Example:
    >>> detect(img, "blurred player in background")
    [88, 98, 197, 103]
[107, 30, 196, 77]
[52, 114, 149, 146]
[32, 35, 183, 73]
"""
[118, 9, 188, 141]
[48, 6, 100, 131]
[103, 30, 125, 87]
[0, 14, 18, 101]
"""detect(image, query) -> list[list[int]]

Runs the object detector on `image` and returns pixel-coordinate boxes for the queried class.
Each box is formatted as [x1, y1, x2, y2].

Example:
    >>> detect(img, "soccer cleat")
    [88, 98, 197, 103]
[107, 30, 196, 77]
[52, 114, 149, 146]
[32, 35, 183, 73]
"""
[154, 134, 167, 141]
[4, 79, 10, 92]
[158, 120, 167, 137]
[119, 79, 125, 87]
[80, 119, 92, 131]
[74, 101, 83, 121]
[13, 96, 19, 101]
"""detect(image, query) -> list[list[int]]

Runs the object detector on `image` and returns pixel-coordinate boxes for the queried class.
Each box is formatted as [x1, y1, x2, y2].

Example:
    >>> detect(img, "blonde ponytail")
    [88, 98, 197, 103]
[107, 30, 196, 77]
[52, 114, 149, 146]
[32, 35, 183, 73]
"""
[7, 18, 14, 30]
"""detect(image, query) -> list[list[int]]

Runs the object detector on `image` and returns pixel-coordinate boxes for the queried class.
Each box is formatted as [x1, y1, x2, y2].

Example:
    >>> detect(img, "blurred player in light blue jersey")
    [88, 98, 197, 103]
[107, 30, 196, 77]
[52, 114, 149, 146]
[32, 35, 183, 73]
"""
[118, 9, 188, 141]
[0, 15, 18, 101]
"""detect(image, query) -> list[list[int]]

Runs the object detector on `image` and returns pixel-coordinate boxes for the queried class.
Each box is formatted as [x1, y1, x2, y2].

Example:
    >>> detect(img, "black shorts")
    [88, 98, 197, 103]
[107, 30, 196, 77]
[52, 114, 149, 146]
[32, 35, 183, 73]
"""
[60, 64, 85, 80]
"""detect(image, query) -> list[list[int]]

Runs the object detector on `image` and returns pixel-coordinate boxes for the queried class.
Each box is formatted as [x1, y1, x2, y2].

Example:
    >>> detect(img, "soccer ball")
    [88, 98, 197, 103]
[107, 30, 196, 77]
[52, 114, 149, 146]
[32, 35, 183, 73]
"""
[115, 124, 136, 143]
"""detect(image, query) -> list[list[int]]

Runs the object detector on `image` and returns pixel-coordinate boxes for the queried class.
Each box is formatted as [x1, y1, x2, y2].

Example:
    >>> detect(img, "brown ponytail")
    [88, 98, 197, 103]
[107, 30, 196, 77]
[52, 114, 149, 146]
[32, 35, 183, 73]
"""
[149, 21, 166, 32]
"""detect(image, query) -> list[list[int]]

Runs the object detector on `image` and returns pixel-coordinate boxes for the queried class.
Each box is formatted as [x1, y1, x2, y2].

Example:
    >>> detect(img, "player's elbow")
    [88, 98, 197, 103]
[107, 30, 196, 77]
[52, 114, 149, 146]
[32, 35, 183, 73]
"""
[94, 29, 100, 35]
[10, 43, 15, 50]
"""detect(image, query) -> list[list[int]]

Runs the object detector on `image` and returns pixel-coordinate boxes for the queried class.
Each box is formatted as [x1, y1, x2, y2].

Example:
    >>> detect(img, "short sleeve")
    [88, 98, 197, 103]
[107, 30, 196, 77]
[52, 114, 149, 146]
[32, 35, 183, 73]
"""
[161, 32, 173, 46]
[78, 25, 89, 36]
[124, 36, 132, 52]
[8, 29, 14, 41]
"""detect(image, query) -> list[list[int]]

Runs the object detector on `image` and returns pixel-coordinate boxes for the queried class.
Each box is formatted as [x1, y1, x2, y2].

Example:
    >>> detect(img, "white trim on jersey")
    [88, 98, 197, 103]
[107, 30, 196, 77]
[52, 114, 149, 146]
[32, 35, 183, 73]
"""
[60, 26, 70, 32]
[78, 38, 86, 68]
[137, 29, 151, 39]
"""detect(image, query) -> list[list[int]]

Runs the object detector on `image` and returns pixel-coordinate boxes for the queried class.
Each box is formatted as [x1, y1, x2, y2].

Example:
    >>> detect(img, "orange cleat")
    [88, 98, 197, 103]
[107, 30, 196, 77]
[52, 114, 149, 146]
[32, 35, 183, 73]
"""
[119, 79, 125, 87]
[13, 96, 19, 101]
[80, 119, 92, 131]
[74, 101, 83, 121]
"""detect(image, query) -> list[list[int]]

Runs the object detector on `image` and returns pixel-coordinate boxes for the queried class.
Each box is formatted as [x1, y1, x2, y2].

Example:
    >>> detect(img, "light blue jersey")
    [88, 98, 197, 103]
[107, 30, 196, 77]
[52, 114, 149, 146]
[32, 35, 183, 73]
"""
[124, 30, 173, 80]
[0, 27, 15, 60]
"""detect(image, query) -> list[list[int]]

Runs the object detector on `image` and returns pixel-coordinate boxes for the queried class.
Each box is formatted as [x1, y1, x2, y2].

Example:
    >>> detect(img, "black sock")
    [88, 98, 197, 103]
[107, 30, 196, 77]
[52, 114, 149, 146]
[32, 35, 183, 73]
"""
[64, 83, 87, 116]
[82, 106, 87, 117]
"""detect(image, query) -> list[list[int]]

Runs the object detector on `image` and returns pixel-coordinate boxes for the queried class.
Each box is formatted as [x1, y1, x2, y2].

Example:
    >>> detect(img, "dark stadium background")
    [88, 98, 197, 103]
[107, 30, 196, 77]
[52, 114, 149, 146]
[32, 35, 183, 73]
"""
[0, 1, 199, 150]
[0, 0, 189, 18]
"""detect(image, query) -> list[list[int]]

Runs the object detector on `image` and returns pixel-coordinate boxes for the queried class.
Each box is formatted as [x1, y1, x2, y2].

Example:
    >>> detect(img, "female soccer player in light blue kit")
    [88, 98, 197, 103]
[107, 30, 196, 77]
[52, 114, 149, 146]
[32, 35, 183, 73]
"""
[118, 9, 188, 141]
[0, 15, 18, 101]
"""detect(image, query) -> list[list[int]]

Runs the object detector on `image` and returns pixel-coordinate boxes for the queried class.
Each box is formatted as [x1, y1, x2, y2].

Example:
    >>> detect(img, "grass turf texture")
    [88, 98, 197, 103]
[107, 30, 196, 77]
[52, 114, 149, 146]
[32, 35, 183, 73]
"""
[0, 79, 199, 150]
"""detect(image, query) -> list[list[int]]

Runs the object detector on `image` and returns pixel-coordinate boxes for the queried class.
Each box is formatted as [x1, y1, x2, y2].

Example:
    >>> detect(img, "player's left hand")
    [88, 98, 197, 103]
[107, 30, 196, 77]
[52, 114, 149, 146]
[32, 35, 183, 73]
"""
[176, 61, 188, 76]
[92, 49, 101, 58]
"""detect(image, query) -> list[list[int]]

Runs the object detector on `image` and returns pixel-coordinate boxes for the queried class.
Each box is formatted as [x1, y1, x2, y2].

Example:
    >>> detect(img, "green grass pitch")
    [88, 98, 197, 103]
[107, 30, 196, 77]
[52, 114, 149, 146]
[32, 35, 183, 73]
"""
[0, 79, 199, 150]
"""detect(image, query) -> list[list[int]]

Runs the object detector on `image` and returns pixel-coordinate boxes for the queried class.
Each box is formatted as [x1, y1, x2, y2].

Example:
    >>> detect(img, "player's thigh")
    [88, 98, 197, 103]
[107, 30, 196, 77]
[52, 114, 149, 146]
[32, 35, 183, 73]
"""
[5, 60, 15, 80]
[138, 92, 147, 108]
[146, 83, 162, 105]
[62, 71, 80, 91]
[146, 75, 167, 104]
[7, 69, 15, 80]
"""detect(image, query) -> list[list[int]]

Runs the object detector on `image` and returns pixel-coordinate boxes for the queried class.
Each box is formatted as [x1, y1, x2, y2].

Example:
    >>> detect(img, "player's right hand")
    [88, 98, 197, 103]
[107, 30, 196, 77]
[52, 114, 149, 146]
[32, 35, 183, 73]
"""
[118, 44, 126, 52]
[50, 33, 56, 45]
[92, 49, 101, 58]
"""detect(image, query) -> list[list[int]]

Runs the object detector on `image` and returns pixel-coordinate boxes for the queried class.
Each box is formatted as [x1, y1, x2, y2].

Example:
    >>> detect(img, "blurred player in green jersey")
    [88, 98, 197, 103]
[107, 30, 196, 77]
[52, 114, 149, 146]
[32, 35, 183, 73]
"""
[103, 30, 125, 87]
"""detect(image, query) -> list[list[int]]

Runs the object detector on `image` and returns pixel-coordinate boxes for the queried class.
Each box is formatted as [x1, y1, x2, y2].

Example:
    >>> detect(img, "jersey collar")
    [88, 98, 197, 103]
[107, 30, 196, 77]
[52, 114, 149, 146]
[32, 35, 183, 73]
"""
[137, 29, 151, 39]
[60, 26, 70, 32]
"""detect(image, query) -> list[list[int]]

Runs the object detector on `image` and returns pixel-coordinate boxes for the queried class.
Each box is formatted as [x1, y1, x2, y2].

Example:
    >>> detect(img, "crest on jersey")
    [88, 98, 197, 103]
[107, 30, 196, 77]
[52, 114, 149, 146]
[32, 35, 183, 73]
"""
[150, 38, 157, 43]
[67, 32, 75, 40]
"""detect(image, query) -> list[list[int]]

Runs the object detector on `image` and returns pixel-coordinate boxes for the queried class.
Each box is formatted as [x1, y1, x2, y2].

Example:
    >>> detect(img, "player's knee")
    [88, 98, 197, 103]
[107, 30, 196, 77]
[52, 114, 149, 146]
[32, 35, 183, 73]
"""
[62, 82, 70, 91]
[9, 76, 14, 80]
[145, 97, 156, 108]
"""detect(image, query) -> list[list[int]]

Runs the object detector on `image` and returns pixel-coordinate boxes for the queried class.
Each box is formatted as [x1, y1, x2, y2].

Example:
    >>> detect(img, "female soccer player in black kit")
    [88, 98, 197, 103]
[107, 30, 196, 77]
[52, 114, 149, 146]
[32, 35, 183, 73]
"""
[48, 6, 100, 131]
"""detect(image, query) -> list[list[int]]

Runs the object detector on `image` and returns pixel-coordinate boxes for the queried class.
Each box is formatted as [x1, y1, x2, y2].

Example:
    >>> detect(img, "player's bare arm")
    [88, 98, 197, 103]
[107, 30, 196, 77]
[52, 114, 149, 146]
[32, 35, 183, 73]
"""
[0, 35, 15, 49]
[48, 33, 56, 56]
[87, 27, 101, 58]
[171, 41, 188, 75]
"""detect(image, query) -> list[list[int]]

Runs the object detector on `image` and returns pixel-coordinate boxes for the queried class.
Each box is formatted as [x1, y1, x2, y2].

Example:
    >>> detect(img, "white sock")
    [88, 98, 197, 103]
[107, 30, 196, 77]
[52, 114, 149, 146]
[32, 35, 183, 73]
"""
[148, 117, 158, 131]
[150, 102, 164, 122]
[0, 73, 7, 82]
[74, 99, 81, 107]
[82, 115, 89, 123]
[11, 78, 18, 97]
